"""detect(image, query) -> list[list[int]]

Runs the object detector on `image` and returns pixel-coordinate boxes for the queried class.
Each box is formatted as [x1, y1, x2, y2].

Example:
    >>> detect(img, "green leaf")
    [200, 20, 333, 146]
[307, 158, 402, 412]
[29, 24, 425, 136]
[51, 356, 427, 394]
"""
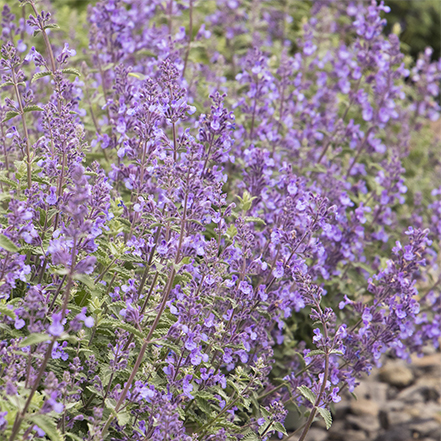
[14, 160, 27, 180]
[244, 216, 266, 225]
[297, 385, 317, 405]
[226, 225, 237, 239]
[28, 414, 64, 441]
[61, 68, 81, 77]
[18, 333, 51, 348]
[66, 433, 84, 441]
[308, 349, 325, 356]
[23, 105, 44, 113]
[31, 71, 52, 83]
[241, 431, 259, 441]
[0, 234, 19, 253]
[2, 111, 20, 122]
[116, 410, 131, 426]
[44, 23, 60, 30]
[100, 319, 144, 340]
[0, 82, 14, 88]
[128, 72, 145, 80]
[0, 304, 16, 320]
[317, 407, 333, 429]
[330, 349, 344, 356]
[272, 422, 288, 435]
[0, 173, 18, 188]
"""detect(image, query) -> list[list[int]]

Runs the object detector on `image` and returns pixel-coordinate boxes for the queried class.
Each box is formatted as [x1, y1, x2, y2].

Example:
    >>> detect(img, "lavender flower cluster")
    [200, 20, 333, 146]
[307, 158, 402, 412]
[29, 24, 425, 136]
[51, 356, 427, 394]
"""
[0, 0, 440, 440]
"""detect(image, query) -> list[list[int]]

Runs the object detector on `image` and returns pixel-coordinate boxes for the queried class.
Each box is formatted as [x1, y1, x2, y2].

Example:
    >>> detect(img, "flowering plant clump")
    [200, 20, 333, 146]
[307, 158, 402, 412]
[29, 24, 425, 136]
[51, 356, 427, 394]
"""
[0, 0, 440, 440]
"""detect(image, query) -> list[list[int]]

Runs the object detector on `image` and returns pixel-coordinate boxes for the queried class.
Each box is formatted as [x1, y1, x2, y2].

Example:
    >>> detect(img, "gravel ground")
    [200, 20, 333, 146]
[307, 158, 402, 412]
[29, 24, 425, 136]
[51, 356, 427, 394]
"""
[284, 346, 441, 441]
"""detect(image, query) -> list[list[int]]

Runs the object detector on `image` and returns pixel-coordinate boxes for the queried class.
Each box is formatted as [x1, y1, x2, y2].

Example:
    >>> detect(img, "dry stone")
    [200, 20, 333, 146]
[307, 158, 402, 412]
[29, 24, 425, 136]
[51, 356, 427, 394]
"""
[350, 399, 379, 417]
[346, 414, 380, 433]
[378, 363, 414, 387]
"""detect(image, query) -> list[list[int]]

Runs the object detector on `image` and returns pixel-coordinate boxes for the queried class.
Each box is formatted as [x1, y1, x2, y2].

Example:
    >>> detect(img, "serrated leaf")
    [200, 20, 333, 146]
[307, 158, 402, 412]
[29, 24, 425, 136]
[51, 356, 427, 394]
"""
[0, 234, 19, 253]
[0, 172, 18, 188]
[100, 319, 144, 340]
[44, 23, 60, 30]
[23, 105, 44, 113]
[241, 431, 259, 441]
[226, 225, 237, 238]
[120, 254, 144, 264]
[18, 333, 51, 347]
[73, 273, 94, 288]
[116, 410, 131, 426]
[317, 407, 333, 429]
[330, 349, 344, 356]
[272, 422, 288, 435]
[2, 111, 20, 122]
[0, 81, 14, 88]
[0, 304, 16, 320]
[28, 414, 64, 441]
[297, 385, 317, 405]
[308, 349, 326, 356]
[66, 433, 84, 441]
[31, 71, 52, 83]
[61, 68, 81, 77]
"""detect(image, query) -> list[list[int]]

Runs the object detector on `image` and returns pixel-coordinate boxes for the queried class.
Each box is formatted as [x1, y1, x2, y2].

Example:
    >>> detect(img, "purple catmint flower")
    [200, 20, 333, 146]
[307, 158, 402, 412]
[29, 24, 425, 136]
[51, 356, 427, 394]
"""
[46, 186, 58, 205]
[182, 374, 194, 399]
[272, 261, 284, 278]
[75, 256, 97, 275]
[48, 313, 64, 337]
[0, 411, 7, 431]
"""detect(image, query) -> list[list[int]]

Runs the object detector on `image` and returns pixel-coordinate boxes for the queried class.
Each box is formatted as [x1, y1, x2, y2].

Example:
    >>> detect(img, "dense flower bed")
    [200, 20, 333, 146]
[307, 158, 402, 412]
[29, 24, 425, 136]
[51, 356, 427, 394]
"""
[0, 1, 440, 440]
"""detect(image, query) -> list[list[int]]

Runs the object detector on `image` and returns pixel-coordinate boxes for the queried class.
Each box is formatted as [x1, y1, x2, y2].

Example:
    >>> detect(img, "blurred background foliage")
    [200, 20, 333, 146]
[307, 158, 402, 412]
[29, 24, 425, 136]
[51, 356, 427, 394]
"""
[384, 0, 440, 61]
[1, 0, 440, 60]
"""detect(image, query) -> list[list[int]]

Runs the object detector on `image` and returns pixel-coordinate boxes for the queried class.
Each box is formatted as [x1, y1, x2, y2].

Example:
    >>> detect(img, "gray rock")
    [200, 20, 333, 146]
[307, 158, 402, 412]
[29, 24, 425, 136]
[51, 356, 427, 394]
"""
[304, 428, 328, 441]
[346, 414, 380, 433]
[397, 383, 440, 404]
[367, 382, 388, 403]
[350, 399, 379, 417]
[374, 427, 412, 441]
[382, 399, 405, 412]
[342, 430, 367, 441]
[409, 419, 441, 438]
[332, 401, 350, 420]
[327, 420, 346, 440]
[386, 410, 414, 426]
[379, 363, 414, 387]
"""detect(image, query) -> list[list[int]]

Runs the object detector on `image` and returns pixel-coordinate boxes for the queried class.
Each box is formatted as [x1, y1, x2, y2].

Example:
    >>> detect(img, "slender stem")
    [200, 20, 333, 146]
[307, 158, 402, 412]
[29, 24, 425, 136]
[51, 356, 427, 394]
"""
[9, 243, 77, 441]
[168, 0, 173, 35]
[172, 122, 178, 162]
[101, 183, 190, 436]
[101, 267, 176, 437]
[30, 3, 56, 73]
[182, 0, 193, 78]
[317, 76, 362, 164]
[8, 337, 57, 441]
[1, 124, 9, 172]
[249, 77, 258, 140]
[345, 127, 374, 179]
[198, 376, 255, 436]
[297, 316, 330, 441]
[11, 68, 31, 189]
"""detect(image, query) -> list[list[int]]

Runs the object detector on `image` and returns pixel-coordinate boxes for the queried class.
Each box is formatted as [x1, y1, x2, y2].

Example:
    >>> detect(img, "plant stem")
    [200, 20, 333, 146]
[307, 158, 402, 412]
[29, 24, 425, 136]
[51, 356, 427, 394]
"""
[11, 68, 32, 189]
[182, 0, 193, 78]
[297, 315, 330, 441]
[9, 242, 77, 441]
